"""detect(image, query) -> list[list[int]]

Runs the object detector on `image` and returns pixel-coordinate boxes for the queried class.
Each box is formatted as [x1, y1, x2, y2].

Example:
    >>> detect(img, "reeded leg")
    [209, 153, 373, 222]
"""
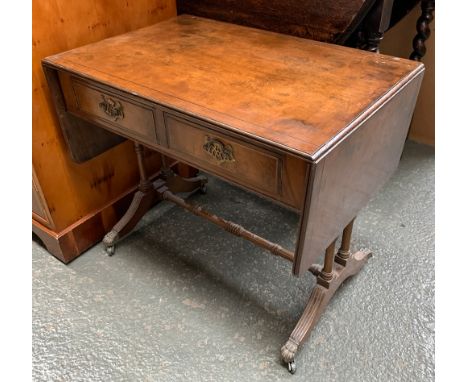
[103, 145, 207, 255]
[103, 143, 157, 255]
[281, 220, 371, 373]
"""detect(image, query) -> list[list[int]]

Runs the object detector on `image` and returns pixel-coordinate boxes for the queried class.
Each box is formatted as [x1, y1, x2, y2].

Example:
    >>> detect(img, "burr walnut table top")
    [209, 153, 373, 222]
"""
[43, 15, 422, 160]
[43, 15, 424, 275]
[41, 14, 426, 371]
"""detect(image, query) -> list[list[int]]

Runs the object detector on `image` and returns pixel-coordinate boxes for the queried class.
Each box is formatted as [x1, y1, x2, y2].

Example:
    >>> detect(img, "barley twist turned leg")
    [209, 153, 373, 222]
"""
[410, 0, 435, 61]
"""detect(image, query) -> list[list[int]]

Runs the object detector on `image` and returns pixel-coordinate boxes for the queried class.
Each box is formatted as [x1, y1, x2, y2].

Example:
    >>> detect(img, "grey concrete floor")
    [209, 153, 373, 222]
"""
[32, 141, 434, 382]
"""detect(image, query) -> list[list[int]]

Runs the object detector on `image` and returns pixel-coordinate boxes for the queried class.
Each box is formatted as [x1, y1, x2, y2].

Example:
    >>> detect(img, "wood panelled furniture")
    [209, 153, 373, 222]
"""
[178, 0, 435, 57]
[43, 15, 423, 372]
[32, 0, 178, 262]
[33, 0, 434, 264]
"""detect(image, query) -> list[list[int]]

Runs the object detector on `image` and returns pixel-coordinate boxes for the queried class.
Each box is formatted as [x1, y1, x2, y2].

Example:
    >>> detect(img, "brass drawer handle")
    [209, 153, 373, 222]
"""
[99, 94, 124, 121]
[203, 136, 235, 164]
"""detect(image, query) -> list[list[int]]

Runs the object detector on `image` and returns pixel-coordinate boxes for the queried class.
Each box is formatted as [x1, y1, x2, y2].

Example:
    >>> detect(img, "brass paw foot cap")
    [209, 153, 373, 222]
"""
[281, 338, 298, 363]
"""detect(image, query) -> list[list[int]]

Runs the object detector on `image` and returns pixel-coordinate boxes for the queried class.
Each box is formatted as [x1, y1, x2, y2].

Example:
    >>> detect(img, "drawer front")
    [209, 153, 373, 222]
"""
[165, 114, 282, 196]
[62, 75, 157, 143]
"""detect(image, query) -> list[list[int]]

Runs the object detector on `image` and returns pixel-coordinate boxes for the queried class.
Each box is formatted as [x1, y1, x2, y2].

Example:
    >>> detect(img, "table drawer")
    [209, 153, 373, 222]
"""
[60, 74, 157, 143]
[165, 114, 283, 196]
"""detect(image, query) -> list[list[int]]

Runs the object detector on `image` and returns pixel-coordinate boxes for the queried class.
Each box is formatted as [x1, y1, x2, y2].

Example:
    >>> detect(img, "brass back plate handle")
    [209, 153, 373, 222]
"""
[99, 94, 124, 121]
[203, 136, 235, 164]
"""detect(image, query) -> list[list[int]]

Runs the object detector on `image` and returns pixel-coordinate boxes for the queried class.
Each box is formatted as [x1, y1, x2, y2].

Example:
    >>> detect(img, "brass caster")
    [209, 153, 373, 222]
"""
[287, 360, 297, 374]
[105, 245, 115, 256]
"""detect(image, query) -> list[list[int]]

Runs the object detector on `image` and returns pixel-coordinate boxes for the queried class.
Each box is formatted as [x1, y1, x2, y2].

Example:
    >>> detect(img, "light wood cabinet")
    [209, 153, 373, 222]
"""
[32, 0, 177, 262]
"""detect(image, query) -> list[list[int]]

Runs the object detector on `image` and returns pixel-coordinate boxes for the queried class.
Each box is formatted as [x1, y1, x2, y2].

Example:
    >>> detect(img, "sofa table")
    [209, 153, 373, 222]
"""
[43, 15, 423, 373]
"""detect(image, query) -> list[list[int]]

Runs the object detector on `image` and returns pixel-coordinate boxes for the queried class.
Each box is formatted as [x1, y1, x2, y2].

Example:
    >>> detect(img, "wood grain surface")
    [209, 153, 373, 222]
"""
[294, 74, 423, 275]
[44, 15, 422, 160]
[177, 0, 376, 43]
[33, 0, 176, 231]
[42, 12, 424, 274]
